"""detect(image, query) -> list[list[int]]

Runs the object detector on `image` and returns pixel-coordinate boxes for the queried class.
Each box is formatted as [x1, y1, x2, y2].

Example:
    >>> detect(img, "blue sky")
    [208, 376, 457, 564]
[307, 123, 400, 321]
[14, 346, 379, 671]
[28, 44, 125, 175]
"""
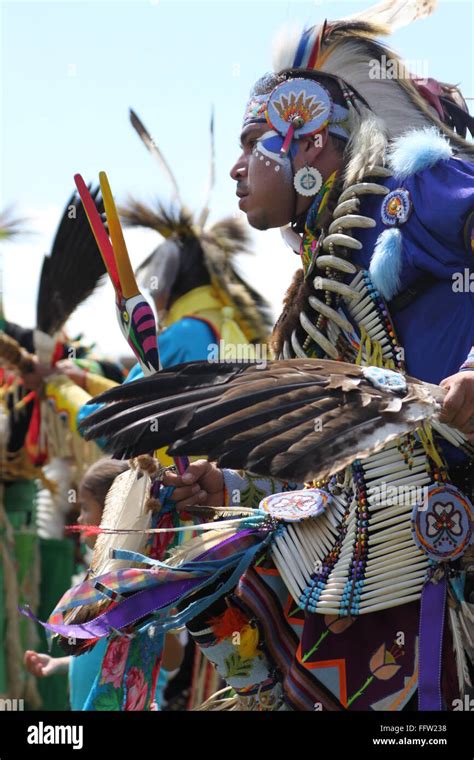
[0, 0, 473, 357]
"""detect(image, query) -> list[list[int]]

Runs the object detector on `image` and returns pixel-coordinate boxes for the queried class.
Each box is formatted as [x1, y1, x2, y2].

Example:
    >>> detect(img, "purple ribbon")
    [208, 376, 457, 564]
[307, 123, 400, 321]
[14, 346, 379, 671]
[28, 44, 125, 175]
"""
[24, 576, 203, 639]
[25, 528, 266, 639]
[418, 571, 447, 710]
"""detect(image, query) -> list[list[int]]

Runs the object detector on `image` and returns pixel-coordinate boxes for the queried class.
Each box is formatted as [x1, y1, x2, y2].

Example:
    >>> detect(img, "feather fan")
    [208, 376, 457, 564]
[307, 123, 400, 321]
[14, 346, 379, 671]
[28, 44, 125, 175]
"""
[80, 359, 458, 483]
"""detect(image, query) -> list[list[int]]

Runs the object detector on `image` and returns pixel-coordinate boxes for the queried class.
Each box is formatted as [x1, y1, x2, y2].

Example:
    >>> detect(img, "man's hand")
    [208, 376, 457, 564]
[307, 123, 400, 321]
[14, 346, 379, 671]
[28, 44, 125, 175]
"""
[162, 459, 225, 508]
[439, 371, 474, 442]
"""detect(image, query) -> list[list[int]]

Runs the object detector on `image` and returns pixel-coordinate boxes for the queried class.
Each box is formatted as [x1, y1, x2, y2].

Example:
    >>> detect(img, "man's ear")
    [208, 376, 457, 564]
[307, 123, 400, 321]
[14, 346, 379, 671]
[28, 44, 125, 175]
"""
[300, 127, 329, 162]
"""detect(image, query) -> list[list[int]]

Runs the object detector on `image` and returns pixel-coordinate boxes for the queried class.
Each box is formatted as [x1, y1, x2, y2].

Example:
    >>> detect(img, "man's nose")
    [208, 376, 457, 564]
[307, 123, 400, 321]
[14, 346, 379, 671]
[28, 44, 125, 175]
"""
[230, 157, 247, 181]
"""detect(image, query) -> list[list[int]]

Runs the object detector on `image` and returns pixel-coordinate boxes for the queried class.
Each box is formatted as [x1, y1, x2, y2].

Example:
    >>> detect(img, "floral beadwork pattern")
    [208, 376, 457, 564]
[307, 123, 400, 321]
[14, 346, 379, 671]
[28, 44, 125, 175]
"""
[187, 603, 275, 695]
[411, 483, 472, 561]
[426, 502, 463, 543]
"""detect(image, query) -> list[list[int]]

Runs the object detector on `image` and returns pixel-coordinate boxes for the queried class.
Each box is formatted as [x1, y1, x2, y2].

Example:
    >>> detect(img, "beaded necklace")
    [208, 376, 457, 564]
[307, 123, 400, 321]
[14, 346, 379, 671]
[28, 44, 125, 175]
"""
[280, 168, 405, 370]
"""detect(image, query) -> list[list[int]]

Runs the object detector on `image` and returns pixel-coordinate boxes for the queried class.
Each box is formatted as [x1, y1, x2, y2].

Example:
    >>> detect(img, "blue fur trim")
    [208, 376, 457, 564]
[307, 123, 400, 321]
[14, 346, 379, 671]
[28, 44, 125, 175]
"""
[369, 228, 403, 301]
[388, 127, 453, 180]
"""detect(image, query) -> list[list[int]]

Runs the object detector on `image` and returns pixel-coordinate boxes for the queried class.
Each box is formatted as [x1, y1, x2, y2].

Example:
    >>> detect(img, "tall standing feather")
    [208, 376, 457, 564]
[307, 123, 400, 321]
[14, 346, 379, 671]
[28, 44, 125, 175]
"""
[129, 108, 182, 206]
[197, 108, 216, 230]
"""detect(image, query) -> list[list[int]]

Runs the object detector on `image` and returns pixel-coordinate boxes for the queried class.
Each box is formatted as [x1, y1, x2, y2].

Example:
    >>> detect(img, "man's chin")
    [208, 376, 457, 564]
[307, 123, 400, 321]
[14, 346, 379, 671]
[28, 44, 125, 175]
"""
[245, 207, 268, 231]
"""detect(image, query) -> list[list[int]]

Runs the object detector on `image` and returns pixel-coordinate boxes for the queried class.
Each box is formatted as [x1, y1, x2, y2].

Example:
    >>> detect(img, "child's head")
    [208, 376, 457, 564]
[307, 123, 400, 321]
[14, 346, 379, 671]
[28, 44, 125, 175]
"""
[77, 458, 129, 547]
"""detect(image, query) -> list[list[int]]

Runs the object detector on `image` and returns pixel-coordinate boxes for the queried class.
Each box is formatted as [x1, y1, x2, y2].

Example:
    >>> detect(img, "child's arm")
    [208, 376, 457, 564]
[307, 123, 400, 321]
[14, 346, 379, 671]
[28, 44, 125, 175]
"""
[24, 650, 70, 678]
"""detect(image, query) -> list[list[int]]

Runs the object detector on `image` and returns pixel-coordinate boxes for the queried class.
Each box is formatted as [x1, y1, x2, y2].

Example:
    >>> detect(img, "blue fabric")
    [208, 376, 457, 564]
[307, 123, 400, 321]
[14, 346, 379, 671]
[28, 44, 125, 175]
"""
[154, 667, 170, 710]
[158, 318, 217, 365]
[348, 156, 474, 385]
[126, 363, 144, 383]
[345, 154, 474, 465]
[69, 638, 108, 711]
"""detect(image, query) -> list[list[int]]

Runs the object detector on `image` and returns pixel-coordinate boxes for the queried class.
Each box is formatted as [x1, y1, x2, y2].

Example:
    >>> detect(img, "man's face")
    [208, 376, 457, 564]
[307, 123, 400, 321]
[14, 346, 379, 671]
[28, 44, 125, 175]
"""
[230, 123, 296, 230]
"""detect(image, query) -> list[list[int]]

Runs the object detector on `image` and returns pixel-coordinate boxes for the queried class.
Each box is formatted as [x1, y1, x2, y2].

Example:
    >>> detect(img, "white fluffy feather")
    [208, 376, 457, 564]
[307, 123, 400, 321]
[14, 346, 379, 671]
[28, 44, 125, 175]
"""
[91, 467, 151, 576]
[33, 329, 57, 366]
[272, 22, 305, 72]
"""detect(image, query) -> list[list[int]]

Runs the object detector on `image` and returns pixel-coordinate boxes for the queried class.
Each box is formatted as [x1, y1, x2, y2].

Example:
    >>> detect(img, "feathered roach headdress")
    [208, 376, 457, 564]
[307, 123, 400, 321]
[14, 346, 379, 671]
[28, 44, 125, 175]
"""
[268, 0, 474, 186]
[120, 109, 273, 344]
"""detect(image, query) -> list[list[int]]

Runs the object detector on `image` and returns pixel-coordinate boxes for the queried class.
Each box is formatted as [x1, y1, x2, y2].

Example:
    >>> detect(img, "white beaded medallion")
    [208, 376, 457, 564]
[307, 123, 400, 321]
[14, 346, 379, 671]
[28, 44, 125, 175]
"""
[259, 488, 330, 522]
